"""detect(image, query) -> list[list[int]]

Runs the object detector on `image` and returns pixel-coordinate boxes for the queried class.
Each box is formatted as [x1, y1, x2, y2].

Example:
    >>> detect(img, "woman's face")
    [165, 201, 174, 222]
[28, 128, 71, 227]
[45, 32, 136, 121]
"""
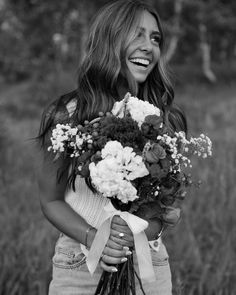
[125, 10, 161, 84]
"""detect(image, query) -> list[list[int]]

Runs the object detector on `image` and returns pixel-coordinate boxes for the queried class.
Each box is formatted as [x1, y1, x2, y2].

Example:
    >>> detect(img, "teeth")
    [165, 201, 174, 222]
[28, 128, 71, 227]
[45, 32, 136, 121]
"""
[129, 58, 150, 66]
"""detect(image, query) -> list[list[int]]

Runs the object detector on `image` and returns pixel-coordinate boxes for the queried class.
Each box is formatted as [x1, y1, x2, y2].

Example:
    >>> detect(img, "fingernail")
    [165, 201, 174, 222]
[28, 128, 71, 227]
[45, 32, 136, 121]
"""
[123, 246, 129, 251]
[121, 257, 127, 263]
[126, 251, 132, 256]
[119, 233, 124, 237]
[112, 268, 118, 272]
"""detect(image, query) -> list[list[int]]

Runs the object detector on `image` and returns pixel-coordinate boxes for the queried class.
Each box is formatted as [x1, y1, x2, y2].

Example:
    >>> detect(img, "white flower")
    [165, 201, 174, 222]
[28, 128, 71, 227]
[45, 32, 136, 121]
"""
[75, 135, 84, 148]
[89, 160, 138, 202]
[117, 181, 138, 203]
[101, 141, 123, 159]
[112, 93, 161, 127]
[89, 140, 149, 203]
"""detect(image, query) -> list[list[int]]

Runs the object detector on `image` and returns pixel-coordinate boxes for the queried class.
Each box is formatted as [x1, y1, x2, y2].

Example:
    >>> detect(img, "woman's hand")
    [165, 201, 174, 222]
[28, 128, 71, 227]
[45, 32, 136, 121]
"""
[110, 215, 134, 248]
[99, 215, 134, 272]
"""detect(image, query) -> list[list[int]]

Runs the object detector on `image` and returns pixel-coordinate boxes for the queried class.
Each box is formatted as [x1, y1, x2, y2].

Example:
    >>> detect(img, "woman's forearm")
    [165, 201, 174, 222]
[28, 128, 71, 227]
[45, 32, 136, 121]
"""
[41, 199, 97, 248]
[144, 218, 163, 241]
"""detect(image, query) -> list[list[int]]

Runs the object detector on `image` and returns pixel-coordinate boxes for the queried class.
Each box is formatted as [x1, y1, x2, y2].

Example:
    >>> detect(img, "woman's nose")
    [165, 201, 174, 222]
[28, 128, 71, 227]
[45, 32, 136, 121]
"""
[140, 36, 152, 52]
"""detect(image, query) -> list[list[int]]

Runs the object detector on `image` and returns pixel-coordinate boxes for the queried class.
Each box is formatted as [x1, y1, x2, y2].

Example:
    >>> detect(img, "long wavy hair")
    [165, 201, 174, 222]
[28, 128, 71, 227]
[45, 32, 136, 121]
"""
[38, 0, 187, 185]
[75, 0, 176, 123]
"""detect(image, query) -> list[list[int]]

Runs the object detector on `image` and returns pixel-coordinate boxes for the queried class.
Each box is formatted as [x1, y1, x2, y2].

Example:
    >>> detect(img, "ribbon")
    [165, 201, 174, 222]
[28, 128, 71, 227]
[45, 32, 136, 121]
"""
[85, 202, 156, 283]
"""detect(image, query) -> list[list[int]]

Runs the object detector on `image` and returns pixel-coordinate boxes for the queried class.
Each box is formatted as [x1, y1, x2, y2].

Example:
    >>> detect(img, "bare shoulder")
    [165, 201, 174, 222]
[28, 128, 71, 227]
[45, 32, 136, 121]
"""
[66, 98, 77, 118]
[42, 89, 78, 126]
[36, 91, 78, 203]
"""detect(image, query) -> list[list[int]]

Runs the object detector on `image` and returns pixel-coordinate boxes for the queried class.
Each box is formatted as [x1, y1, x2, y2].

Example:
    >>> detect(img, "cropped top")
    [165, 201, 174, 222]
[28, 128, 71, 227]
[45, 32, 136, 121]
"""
[65, 99, 110, 229]
[65, 176, 110, 229]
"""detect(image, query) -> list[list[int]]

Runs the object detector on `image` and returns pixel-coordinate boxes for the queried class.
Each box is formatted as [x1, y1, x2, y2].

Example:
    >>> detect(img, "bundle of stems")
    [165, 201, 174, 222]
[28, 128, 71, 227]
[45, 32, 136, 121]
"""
[94, 254, 146, 295]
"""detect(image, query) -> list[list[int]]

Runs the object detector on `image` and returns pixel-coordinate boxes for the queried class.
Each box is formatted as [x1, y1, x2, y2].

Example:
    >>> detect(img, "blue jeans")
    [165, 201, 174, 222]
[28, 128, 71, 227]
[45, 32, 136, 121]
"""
[49, 234, 172, 295]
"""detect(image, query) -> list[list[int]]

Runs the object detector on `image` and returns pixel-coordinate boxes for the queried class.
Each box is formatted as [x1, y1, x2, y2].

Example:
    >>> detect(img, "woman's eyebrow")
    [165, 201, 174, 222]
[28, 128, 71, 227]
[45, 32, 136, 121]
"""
[152, 30, 161, 36]
[138, 27, 160, 35]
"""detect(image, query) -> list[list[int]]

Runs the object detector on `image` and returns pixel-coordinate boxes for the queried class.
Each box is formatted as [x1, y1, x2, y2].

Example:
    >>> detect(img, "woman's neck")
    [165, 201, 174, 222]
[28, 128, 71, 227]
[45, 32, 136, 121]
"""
[117, 85, 129, 100]
[117, 79, 139, 100]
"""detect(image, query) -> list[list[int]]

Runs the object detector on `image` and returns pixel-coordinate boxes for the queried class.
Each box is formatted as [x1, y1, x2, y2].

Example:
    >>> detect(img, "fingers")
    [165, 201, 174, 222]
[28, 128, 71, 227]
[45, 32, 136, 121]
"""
[100, 243, 132, 271]
[103, 245, 131, 258]
[112, 215, 128, 225]
[111, 219, 133, 236]
[99, 259, 118, 273]
[109, 234, 133, 248]
[110, 215, 134, 248]
[100, 248, 131, 267]
[106, 238, 123, 250]
[110, 229, 134, 249]
[110, 229, 133, 242]
[99, 238, 133, 273]
[111, 216, 131, 233]
[111, 222, 132, 235]
[101, 253, 128, 265]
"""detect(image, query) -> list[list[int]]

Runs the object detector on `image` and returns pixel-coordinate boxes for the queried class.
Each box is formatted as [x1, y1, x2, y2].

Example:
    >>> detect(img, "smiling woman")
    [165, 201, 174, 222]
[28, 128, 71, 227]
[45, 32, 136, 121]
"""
[37, 0, 187, 294]
[126, 10, 161, 83]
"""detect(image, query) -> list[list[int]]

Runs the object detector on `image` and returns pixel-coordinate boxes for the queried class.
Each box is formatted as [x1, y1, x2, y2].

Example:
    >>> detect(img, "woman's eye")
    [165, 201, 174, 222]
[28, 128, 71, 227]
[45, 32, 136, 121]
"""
[136, 31, 143, 38]
[152, 35, 161, 44]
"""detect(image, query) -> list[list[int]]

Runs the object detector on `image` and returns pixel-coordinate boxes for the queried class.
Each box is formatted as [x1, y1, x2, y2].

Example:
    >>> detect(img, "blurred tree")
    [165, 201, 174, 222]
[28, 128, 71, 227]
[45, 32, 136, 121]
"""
[0, 0, 235, 82]
[161, 0, 236, 82]
[165, 0, 184, 63]
[0, 0, 95, 80]
[197, 0, 217, 82]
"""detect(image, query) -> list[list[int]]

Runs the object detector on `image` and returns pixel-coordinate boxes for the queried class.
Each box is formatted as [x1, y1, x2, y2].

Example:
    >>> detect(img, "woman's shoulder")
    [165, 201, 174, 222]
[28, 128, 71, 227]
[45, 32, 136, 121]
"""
[42, 90, 78, 125]
[66, 97, 77, 118]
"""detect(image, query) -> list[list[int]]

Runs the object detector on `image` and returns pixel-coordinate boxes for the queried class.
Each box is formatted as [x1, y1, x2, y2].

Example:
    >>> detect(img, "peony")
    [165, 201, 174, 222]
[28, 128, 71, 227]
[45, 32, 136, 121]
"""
[101, 141, 123, 159]
[112, 93, 161, 128]
[89, 160, 139, 202]
[116, 180, 138, 203]
[89, 140, 149, 203]
[144, 143, 166, 163]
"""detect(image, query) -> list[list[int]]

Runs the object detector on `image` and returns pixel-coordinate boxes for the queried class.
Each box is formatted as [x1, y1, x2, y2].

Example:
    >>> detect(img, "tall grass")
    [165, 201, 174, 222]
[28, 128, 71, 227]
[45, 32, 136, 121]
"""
[0, 73, 235, 294]
[166, 83, 236, 295]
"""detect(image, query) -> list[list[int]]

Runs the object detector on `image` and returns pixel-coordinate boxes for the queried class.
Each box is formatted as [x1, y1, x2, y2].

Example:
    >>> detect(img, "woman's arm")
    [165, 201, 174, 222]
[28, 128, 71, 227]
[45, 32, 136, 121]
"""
[36, 144, 132, 272]
[145, 218, 163, 241]
[36, 148, 97, 247]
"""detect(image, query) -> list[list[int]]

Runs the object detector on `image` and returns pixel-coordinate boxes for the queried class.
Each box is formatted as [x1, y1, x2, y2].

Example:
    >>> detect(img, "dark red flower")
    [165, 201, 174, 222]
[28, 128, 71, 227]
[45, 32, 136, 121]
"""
[141, 122, 150, 136]
[147, 163, 168, 179]
[144, 143, 166, 163]
[144, 114, 163, 130]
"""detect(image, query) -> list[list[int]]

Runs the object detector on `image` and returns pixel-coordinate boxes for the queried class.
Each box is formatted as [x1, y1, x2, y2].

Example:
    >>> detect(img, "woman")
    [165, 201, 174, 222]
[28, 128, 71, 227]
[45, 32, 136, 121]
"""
[38, 0, 187, 294]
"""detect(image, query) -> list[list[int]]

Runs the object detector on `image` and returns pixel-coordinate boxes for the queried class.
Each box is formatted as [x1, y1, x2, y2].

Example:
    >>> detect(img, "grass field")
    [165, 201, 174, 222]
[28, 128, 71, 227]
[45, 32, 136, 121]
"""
[0, 72, 235, 295]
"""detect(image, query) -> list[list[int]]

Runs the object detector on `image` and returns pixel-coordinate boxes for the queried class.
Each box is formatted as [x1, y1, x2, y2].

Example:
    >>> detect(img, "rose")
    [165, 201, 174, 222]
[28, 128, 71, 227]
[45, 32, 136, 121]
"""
[147, 163, 169, 179]
[144, 114, 163, 130]
[159, 158, 171, 172]
[144, 143, 166, 163]
[141, 115, 163, 137]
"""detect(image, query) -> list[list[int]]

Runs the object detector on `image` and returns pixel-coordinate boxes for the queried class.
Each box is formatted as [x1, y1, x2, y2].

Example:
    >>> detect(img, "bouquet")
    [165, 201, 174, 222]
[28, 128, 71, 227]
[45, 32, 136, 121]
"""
[48, 93, 212, 294]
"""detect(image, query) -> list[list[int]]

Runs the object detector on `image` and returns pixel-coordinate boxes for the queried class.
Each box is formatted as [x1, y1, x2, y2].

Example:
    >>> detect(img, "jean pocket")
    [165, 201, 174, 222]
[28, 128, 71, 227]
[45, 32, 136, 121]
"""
[52, 246, 86, 269]
[150, 248, 169, 266]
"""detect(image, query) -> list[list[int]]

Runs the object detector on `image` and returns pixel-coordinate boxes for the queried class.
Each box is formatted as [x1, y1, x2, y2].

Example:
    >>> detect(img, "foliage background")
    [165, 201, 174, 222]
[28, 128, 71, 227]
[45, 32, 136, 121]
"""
[0, 0, 236, 294]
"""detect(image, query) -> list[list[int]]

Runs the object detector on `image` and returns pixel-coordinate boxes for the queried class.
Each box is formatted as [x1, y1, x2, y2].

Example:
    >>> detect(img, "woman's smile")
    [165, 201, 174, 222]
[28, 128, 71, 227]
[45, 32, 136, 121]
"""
[126, 10, 161, 83]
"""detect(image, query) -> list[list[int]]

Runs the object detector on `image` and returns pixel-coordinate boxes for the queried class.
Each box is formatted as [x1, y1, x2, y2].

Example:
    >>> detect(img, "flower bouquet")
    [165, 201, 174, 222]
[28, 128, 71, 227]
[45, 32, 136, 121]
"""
[48, 93, 212, 294]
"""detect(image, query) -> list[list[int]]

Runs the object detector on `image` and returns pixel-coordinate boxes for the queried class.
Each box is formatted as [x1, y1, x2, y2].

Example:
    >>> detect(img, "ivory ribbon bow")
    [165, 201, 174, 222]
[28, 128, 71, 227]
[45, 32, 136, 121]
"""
[85, 202, 156, 283]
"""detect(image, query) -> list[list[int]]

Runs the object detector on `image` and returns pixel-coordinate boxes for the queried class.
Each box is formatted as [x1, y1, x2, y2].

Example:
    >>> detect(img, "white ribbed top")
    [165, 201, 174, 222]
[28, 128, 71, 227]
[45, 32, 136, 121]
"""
[64, 99, 110, 228]
[65, 177, 110, 229]
[65, 176, 164, 253]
